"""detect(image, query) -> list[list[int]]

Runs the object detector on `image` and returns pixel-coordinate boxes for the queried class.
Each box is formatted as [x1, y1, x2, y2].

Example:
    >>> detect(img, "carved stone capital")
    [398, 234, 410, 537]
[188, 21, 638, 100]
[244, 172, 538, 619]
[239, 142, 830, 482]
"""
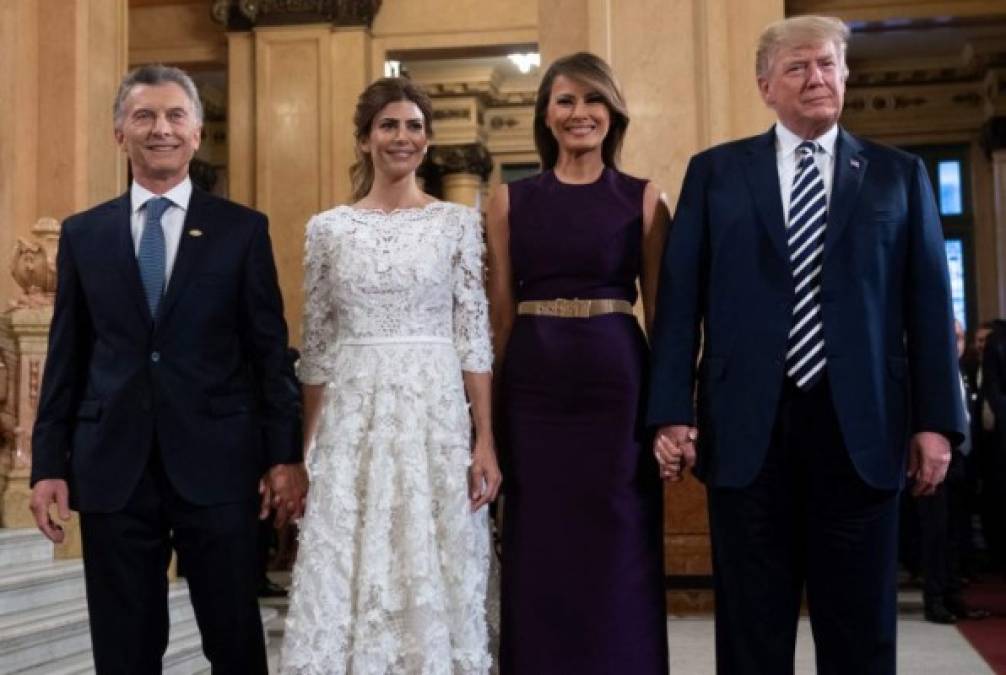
[426, 143, 493, 181]
[211, 0, 382, 30]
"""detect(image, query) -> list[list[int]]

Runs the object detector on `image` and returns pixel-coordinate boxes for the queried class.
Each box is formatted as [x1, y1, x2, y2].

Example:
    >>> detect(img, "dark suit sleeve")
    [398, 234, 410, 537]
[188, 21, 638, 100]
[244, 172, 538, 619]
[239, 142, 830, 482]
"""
[31, 223, 91, 485]
[905, 156, 966, 444]
[646, 154, 708, 427]
[239, 214, 303, 467]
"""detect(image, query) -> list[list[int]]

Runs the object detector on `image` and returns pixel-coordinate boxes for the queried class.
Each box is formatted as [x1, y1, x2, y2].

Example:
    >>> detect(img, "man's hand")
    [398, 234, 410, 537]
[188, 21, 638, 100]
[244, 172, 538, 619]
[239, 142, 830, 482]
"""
[29, 479, 71, 543]
[259, 463, 308, 528]
[908, 431, 952, 497]
[653, 425, 698, 482]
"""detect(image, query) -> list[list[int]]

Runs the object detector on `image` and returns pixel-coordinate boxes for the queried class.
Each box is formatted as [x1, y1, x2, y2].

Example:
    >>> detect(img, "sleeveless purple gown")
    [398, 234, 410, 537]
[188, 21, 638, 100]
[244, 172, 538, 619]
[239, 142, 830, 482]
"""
[499, 168, 668, 674]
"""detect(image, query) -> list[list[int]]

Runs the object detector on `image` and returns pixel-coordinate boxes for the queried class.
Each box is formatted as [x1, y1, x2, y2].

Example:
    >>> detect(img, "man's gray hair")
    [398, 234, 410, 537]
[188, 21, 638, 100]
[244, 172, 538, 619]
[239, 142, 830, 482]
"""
[756, 15, 850, 80]
[113, 64, 204, 129]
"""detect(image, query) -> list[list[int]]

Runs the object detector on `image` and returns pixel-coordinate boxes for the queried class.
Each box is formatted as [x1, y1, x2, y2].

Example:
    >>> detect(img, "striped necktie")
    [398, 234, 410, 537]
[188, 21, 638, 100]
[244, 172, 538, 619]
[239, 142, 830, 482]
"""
[785, 141, 827, 389]
[138, 196, 171, 317]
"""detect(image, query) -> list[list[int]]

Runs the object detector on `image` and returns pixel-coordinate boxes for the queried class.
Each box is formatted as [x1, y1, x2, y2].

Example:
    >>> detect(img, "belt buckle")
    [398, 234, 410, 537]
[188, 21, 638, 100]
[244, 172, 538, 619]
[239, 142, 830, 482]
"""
[557, 298, 588, 318]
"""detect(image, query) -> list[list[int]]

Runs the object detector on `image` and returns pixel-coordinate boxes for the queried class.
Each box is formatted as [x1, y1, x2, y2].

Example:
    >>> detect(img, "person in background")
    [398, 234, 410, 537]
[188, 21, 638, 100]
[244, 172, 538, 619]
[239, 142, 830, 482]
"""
[915, 320, 990, 623]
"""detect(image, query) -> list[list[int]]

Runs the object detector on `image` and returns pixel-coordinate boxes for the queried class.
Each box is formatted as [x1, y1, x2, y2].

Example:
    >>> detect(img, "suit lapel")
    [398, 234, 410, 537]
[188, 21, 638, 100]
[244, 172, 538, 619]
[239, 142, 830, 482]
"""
[742, 127, 789, 264]
[156, 187, 212, 328]
[824, 128, 868, 262]
[112, 192, 154, 322]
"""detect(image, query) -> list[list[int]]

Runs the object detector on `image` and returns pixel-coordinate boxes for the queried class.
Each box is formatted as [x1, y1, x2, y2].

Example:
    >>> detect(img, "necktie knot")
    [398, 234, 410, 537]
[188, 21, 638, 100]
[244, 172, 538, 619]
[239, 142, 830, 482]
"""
[145, 197, 172, 222]
[797, 140, 818, 157]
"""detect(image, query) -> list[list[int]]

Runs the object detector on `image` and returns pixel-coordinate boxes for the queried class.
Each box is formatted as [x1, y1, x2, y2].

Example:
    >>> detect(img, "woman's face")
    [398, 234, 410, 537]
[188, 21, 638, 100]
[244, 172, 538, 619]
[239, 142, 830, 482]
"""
[545, 74, 611, 158]
[360, 99, 428, 180]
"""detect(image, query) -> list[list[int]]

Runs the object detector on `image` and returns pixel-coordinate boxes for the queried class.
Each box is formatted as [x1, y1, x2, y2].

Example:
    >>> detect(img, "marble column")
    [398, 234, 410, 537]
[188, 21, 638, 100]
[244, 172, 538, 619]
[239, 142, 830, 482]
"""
[0, 0, 127, 313]
[220, 2, 380, 344]
[430, 144, 494, 210]
[0, 0, 126, 558]
[990, 140, 1006, 317]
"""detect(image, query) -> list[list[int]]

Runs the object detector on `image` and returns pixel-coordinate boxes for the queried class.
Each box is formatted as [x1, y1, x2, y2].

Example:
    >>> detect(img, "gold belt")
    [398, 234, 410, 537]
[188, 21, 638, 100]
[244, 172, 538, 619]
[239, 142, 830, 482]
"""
[516, 298, 634, 318]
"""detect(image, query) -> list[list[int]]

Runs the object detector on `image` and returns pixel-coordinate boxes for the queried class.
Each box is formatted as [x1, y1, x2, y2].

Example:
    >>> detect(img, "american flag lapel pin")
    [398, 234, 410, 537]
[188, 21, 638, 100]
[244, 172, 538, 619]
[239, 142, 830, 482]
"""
[850, 158, 861, 169]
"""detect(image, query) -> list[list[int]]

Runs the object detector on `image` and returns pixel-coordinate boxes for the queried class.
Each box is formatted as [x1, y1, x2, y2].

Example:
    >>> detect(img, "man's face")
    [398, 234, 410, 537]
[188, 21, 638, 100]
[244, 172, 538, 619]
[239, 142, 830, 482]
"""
[115, 82, 201, 188]
[758, 40, 846, 137]
[956, 322, 966, 359]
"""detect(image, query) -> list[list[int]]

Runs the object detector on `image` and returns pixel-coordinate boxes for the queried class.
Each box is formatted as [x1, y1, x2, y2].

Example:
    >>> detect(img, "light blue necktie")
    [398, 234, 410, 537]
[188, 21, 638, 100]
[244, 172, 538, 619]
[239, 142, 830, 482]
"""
[785, 141, 828, 389]
[138, 197, 171, 317]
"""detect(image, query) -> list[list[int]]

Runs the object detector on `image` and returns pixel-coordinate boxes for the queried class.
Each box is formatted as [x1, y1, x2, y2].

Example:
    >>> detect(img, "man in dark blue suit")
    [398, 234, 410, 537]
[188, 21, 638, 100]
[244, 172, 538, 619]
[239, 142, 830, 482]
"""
[28, 65, 306, 674]
[647, 16, 965, 675]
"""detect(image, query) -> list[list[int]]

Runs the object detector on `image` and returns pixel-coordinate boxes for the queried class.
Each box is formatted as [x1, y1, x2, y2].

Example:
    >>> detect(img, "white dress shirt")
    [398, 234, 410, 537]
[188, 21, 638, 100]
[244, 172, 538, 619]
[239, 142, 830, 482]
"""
[775, 122, 838, 224]
[130, 177, 192, 286]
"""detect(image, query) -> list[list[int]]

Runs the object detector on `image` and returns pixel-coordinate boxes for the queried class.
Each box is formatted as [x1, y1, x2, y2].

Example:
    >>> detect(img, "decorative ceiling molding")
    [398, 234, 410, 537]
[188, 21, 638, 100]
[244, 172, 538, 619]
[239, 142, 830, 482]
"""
[210, 0, 382, 30]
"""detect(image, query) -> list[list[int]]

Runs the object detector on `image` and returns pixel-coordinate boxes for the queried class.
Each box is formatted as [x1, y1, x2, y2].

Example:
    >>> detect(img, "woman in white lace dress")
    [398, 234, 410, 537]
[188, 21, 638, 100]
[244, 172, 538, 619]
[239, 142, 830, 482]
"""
[279, 78, 502, 674]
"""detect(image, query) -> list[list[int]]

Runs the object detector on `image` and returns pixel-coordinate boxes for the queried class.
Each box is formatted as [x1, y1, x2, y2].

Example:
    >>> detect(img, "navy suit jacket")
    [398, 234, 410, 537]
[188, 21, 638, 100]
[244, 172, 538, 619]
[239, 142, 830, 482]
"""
[646, 126, 966, 490]
[31, 187, 302, 512]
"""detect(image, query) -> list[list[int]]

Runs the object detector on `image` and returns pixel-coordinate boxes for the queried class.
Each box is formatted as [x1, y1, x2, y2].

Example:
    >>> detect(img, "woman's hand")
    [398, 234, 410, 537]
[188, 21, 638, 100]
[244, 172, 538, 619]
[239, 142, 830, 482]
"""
[469, 437, 502, 512]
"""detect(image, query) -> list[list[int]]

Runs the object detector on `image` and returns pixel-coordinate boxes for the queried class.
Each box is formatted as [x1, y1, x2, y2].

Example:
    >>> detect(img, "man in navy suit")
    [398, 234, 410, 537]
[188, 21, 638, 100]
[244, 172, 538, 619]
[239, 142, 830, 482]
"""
[28, 65, 306, 674]
[647, 16, 965, 675]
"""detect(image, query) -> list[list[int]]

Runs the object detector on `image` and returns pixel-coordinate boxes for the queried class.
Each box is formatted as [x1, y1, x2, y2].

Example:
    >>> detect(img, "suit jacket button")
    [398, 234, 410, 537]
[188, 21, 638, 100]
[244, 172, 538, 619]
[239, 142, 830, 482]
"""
[150, 351, 160, 363]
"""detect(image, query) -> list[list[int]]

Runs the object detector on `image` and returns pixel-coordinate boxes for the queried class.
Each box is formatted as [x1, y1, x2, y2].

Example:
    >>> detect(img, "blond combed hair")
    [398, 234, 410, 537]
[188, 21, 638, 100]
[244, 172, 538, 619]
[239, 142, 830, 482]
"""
[756, 15, 850, 79]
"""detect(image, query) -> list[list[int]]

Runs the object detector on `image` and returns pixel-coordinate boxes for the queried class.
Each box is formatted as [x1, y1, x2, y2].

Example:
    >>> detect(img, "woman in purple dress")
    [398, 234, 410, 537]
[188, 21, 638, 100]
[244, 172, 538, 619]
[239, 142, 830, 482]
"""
[486, 52, 670, 674]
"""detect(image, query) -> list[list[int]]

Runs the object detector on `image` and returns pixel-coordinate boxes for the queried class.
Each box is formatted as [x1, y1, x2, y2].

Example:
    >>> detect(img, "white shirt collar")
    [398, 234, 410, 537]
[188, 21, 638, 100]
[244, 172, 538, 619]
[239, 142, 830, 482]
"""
[775, 121, 839, 159]
[130, 177, 193, 214]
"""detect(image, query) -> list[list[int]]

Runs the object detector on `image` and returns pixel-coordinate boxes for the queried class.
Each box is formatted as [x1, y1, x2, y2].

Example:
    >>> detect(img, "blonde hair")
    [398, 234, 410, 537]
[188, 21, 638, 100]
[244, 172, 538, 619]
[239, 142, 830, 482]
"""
[533, 52, 629, 170]
[349, 77, 434, 202]
[756, 15, 850, 79]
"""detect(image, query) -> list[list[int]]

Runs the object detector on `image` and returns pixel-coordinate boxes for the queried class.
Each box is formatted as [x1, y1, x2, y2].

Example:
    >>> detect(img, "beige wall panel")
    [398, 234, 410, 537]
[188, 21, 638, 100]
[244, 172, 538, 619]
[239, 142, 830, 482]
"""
[538, 0, 590, 65]
[255, 26, 333, 345]
[228, 32, 255, 206]
[609, 0, 701, 202]
[788, 0, 1006, 21]
[330, 27, 372, 204]
[83, 0, 128, 205]
[129, 2, 226, 66]
[372, 0, 537, 37]
[0, 0, 39, 306]
[37, 0, 81, 219]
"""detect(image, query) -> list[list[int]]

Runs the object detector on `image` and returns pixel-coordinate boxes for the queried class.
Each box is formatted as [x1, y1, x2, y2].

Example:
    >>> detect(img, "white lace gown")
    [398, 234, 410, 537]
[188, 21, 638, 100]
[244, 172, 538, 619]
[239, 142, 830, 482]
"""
[279, 202, 494, 674]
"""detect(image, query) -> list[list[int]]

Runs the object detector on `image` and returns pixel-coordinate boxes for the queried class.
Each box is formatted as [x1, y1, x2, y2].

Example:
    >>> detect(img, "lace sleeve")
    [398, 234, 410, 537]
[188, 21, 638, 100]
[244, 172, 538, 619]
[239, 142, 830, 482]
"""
[452, 206, 492, 373]
[297, 215, 337, 384]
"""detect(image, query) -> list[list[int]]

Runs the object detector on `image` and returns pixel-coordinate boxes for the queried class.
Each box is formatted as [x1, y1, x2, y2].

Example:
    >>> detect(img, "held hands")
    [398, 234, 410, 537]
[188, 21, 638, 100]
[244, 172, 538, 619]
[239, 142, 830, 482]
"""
[908, 431, 952, 497]
[653, 425, 698, 482]
[29, 479, 71, 544]
[259, 462, 309, 528]
[469, 437, 502, 512]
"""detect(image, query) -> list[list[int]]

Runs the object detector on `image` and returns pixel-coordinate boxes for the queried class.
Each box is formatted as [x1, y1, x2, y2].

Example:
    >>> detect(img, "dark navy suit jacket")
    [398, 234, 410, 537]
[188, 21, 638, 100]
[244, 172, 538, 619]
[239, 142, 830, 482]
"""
[646, 126, 966, 490]
[31, 187, 302, 512]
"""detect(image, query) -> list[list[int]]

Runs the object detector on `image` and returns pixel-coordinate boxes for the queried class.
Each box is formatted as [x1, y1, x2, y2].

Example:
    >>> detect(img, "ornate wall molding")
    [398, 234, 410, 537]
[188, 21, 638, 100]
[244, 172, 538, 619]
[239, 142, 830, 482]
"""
[8, 218, 59, 311]
[211, 0, 382, 30]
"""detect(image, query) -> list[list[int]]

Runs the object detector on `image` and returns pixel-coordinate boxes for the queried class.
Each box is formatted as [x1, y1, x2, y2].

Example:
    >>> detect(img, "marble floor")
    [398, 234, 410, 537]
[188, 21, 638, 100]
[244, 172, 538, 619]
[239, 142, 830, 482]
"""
[666, 615, 993, 674]
[263, 578, 995, 674]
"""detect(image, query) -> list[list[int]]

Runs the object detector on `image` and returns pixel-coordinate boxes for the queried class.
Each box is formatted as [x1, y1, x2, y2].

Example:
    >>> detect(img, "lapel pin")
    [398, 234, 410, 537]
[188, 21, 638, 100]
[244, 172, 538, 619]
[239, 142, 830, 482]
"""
[188, 229, 204, 237]
[850, 158, 861, 169]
